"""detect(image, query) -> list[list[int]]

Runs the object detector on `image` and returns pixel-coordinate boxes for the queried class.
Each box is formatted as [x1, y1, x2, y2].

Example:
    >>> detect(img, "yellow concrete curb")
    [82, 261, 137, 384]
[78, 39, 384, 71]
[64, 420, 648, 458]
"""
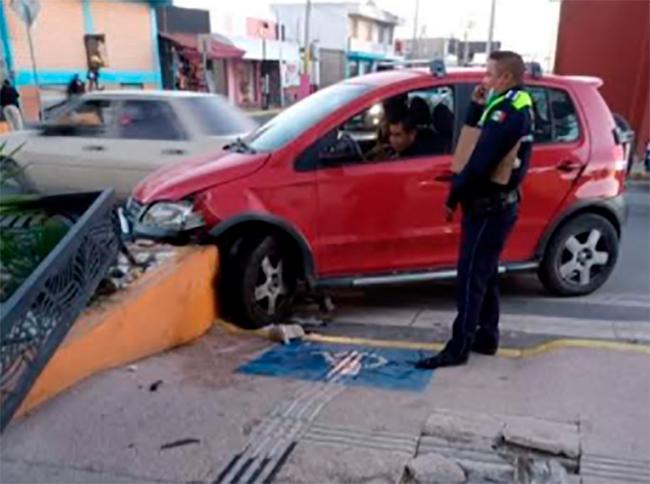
[17, 246, 220, 417]
[216, 320, 650, 357]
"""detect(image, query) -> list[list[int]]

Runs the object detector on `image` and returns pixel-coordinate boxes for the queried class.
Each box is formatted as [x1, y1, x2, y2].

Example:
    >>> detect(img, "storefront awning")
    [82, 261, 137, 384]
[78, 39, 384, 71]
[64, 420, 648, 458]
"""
[347, 50, 388, 61]
[160, 32, 245, 60]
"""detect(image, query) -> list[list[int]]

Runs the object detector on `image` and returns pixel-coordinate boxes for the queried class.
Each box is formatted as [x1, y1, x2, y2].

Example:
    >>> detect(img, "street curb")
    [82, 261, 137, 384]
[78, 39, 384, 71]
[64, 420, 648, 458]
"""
[16, 246, 219, 417]
[216, 320, 650, 357]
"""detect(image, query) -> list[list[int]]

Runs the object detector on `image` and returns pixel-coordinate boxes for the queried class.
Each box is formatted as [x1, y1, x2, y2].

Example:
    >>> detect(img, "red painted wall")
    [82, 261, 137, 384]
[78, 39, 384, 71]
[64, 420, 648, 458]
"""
[554, 0, 650, 155]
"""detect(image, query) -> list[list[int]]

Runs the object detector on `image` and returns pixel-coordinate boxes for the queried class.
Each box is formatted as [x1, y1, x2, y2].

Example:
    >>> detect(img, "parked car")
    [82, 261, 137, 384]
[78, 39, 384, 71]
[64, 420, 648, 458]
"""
[0, 90, 257, 199]
[127, 67, 627, 329]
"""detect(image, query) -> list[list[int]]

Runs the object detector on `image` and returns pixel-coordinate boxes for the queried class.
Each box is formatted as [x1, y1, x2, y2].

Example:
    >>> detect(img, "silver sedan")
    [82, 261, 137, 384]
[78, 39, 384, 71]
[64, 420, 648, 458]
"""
[0, 90, 257, 199]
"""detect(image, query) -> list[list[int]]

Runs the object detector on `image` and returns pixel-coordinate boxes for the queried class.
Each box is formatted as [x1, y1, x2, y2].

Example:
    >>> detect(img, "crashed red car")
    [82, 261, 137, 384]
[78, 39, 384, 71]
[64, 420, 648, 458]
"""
[127, 65, 627, 329]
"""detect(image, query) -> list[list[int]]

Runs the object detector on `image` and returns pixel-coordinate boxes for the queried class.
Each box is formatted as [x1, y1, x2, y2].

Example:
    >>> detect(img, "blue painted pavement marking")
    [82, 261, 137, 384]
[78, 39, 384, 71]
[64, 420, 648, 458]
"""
[237, 341, 433, 392]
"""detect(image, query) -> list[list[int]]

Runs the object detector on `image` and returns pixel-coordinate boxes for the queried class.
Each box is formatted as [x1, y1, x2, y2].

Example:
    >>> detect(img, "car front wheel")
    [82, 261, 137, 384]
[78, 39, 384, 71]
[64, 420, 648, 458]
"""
[538, 213, 619, 296]
[225, 236, 297, 329]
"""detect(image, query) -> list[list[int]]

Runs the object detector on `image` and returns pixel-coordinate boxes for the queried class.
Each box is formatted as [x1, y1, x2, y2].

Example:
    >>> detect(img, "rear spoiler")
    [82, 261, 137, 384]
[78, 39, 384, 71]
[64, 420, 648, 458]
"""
[561, 75, 604, 88]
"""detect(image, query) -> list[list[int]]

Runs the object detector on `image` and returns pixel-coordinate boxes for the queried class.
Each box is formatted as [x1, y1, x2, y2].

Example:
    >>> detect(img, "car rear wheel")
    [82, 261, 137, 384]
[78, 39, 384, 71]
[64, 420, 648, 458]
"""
[538, 213, 619, 296]
[224, 235, 297, 329]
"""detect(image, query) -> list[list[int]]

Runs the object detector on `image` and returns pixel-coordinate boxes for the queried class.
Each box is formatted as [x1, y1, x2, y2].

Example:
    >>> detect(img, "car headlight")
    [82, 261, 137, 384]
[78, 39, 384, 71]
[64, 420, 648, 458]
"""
[140, 201, 205, 231]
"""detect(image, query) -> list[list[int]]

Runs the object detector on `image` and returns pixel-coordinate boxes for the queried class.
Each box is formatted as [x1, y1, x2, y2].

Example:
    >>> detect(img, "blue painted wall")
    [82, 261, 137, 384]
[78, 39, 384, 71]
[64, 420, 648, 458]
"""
[0, 0, 14, 79]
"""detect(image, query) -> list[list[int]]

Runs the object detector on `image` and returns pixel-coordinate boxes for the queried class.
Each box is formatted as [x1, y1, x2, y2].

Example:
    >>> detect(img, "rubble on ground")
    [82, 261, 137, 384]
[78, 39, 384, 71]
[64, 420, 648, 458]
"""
[404, 408, 581, 483]
[91, 240, 177, 304]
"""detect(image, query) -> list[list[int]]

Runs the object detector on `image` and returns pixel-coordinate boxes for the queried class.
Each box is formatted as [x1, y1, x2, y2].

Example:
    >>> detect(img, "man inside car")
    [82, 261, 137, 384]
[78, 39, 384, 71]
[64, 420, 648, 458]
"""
[387, 114, 432, 159]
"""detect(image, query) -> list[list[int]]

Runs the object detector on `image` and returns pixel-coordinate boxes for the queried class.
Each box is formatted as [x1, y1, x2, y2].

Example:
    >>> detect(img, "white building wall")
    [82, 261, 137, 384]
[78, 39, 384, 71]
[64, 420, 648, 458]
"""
[272, 3, 351, 52]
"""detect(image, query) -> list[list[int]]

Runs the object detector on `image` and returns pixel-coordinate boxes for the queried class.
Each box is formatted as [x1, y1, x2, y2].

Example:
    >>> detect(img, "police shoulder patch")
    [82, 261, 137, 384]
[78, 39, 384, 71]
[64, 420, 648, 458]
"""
[490, 110, 507, 123]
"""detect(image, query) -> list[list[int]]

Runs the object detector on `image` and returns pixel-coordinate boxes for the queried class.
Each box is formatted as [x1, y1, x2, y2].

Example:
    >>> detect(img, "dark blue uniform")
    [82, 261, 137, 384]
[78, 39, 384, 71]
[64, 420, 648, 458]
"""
[417, 86, 534, 367]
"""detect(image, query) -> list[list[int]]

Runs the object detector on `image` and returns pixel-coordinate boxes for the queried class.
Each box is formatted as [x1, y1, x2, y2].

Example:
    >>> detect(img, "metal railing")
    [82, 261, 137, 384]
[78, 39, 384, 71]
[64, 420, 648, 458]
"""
[0, 190, 119, 431]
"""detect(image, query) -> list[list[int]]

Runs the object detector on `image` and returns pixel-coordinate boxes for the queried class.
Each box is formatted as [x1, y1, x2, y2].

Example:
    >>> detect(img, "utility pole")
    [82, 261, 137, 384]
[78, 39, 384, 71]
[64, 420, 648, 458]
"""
[12, 0, 43, 120]
[411, 0, 420, 59]
[277, 13, 285, 107]
[462, 20, 474, 66]
[303, 0, 312, 75]
[486, 0, 497, 55]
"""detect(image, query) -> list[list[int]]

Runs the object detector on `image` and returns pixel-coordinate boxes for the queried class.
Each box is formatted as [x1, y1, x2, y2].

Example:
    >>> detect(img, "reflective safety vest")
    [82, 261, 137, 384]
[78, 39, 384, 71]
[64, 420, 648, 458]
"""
[478, 89, 534, 128]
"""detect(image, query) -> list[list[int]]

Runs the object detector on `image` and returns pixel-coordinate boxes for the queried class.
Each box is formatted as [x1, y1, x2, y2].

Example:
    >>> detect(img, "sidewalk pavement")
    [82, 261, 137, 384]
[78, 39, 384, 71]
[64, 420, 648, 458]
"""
[1, 325, 648, 483]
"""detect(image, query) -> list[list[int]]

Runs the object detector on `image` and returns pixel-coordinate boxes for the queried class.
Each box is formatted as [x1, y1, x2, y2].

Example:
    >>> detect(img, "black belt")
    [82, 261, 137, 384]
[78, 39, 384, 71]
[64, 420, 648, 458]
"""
[463, 190, 520, 213]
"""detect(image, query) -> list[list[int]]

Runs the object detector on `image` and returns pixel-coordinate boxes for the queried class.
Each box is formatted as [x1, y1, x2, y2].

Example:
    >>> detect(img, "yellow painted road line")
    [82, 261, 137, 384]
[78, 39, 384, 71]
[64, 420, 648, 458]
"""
[215, 320, 650, 357]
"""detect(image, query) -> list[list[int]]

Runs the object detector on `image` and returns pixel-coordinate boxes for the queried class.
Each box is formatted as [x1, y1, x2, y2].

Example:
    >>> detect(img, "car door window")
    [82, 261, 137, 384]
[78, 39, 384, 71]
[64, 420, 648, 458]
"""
[548, 88, 580, 142]
[118, 100, 187, 141]
[527, 86, 580, 144]
[313, 85, 455, 168]
[527, 86, 553, 143]
[49, 99, 115, 137]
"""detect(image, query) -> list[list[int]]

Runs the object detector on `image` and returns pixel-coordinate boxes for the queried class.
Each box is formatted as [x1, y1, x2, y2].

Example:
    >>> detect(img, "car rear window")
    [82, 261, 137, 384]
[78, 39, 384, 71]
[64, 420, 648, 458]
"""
[247, 83, 371, 152]
[184, 96, 258, 136]
[527, 86, 580, 143]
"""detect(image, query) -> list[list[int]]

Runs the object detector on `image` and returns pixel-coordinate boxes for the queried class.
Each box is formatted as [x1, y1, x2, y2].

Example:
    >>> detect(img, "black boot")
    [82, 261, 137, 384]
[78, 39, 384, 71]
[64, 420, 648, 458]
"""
[471, 332, 499, 356]
[414, 349, 469, 370]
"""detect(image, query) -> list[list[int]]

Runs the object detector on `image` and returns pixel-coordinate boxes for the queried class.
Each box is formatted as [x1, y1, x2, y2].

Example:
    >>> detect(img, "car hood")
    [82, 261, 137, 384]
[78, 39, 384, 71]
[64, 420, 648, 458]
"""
[133, 148, 270, 204]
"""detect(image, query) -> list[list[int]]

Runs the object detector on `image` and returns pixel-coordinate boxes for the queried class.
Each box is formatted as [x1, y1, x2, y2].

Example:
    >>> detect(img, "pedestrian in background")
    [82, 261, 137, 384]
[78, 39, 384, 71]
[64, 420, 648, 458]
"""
[66, 74, 85, 98]
[0, 79, 24, 131]
[416, 51, 534, 370]
[87, 54, 103, 91]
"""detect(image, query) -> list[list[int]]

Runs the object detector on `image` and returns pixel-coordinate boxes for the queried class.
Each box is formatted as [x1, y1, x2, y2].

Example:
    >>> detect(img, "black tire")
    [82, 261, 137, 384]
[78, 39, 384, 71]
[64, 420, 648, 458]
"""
[222, 236, 297, 329]
[538, 213, 619, 296]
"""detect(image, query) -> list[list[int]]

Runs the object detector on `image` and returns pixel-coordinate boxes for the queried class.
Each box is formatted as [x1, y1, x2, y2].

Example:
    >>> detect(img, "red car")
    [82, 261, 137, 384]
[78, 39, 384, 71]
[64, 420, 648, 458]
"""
[128, 66, 627, 329]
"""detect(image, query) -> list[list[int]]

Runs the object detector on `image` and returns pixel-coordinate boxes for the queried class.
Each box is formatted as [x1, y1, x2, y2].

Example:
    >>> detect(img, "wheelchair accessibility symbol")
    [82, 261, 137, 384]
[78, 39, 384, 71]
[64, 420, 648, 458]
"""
[316, 350, 389, 378]
[238, 341, 433, 392]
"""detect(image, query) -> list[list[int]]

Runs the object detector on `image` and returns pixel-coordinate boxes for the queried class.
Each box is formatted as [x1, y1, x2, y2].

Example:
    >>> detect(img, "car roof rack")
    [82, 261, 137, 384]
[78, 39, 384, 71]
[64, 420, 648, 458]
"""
[525, 62, 543, 79]
[375, 58, 447, 77]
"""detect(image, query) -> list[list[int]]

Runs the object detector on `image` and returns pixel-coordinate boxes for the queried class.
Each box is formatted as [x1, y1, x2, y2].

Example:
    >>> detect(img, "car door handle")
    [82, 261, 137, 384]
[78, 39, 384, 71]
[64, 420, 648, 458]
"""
[556, 160, 582, 172]
[434, 171, 454, 182]
[162, 148, 187, 156]
[82, 145, 106, 152]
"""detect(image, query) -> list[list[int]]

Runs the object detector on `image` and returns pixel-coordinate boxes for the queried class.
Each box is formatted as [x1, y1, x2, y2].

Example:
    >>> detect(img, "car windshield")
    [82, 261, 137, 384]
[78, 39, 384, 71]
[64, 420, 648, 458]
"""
[184, 96, 258, 136]
[247, 83, 370, 152]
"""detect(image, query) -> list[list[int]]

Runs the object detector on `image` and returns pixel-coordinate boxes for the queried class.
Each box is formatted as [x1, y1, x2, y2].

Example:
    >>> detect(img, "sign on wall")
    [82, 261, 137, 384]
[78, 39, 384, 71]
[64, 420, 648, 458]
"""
[84, 34, 109, 69]
[10, 0, 40, 27]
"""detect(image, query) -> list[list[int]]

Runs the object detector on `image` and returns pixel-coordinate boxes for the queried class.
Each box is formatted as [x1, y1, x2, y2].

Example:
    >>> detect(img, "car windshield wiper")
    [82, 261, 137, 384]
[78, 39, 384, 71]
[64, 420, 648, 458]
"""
[225, 137, 256, 154]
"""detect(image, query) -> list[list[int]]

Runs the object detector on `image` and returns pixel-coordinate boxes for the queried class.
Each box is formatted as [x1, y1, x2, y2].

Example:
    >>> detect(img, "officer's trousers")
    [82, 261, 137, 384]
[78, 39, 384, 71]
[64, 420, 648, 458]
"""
[446, 201, 518, 357]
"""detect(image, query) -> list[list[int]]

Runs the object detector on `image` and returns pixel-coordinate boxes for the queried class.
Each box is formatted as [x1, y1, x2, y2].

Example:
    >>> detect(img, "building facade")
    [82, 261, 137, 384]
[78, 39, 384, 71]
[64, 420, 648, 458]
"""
[226, 27, 301, 108]
[0, 0, 166, 120]
[399, 37, 502, 66]
[210, 9, 302, 109]
[271, 1, 401, 87]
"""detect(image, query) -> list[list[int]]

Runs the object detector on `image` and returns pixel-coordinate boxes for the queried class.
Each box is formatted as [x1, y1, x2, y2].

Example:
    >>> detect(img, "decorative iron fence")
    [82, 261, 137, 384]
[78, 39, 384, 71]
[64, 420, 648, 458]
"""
[0, 190, 119, 431]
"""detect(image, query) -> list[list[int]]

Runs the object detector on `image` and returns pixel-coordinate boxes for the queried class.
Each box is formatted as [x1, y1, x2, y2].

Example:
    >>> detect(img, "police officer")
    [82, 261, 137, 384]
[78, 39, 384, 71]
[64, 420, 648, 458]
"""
[416, 51, 534, 369]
